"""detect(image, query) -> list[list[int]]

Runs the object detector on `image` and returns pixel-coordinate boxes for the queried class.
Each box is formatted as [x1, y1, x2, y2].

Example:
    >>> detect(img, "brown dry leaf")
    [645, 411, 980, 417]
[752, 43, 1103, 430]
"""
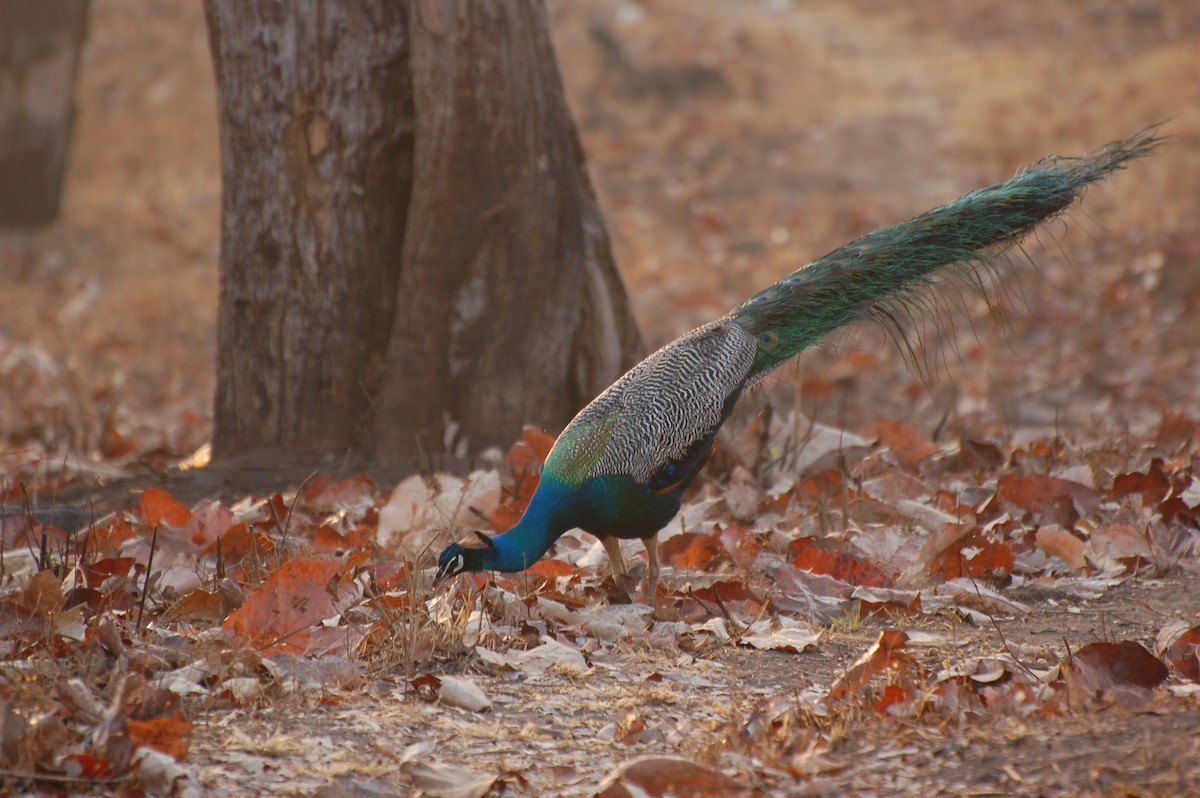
[923, 526, 1014, 580]
[15, 568, 64, 620]
[594, 756, 747, 797]
[828, 629, 911, 699]
[1086, 522, 1152, 565]
[1073, 640, 1169, 691]
[403, 760, 499, 798]
[1035, 525, 1085, 570]
[997, 473, 1098, 514]
[660, 532, 725, 571]
[861, 418, 939, 465]
[1163, 625, 1200, 682]
[723, 466, 764, 521]
[790, 538, 893, 587]
[139, 488, 192, 527]
[128, 715, 193, 760]
[222, 558, 357, 655]
[437, 676, 492, 712]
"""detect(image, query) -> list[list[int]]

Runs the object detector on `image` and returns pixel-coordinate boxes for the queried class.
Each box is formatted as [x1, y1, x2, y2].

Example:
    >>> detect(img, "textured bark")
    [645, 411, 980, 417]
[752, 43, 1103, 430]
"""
[0, 0, 89, 229]
[374, 0, 641, 460]
[205, 0, 640, 465]
[204, 1, 414, 460]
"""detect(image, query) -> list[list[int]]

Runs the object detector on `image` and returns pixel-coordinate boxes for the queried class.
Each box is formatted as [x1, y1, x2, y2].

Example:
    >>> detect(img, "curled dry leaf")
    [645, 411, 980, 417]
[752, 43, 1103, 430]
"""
[740, 618, 820, 654]
[437, 675, 492, 712]
[1158, 622, 1200, 682]
[828, 629, 912, 700]
[595, 756, 747, 798]
[132, 746, 202, 798]
[402, 760, 499, 798]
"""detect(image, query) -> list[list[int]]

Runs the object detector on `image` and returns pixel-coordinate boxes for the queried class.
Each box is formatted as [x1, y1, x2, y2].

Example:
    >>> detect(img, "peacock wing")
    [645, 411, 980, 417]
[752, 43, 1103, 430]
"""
[546, 319, 758, 488]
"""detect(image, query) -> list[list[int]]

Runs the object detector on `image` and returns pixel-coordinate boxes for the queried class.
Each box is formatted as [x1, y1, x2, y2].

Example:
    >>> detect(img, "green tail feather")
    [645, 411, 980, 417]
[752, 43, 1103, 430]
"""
[731, 127, 1163, 381]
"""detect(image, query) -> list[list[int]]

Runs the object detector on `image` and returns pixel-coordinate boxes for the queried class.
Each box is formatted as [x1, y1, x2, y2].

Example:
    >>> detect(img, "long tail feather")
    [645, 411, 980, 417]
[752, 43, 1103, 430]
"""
[731, 127, 1164, 382]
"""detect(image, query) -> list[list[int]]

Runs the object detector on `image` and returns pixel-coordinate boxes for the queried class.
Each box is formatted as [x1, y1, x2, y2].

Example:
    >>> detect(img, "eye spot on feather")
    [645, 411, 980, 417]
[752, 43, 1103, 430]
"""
[758, 331, 779, 351]
[752, 295, 769, 304]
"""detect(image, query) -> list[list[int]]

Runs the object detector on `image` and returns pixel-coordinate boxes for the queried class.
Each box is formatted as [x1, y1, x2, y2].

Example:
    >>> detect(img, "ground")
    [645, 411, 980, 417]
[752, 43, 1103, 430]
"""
[1, 0, 1199, 796]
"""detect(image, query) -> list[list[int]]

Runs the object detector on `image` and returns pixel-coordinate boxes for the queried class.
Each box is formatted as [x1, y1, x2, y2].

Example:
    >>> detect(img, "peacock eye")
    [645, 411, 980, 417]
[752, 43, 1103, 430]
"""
[758, 331, 779, 350]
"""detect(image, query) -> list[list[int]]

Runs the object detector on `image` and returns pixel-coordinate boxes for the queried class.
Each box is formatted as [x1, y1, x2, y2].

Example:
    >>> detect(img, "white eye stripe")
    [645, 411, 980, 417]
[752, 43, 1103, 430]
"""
[452, 554, 464, 574]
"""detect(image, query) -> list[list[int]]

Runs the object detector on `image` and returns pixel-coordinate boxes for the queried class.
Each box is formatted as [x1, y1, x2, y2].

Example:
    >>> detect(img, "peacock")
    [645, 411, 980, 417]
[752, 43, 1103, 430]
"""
[434, 129, 1161, 603]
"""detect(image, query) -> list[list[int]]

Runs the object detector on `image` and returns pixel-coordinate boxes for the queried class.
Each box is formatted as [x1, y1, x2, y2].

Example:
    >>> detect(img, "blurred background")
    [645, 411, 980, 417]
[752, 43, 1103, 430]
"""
[1, 0, 1196, 489]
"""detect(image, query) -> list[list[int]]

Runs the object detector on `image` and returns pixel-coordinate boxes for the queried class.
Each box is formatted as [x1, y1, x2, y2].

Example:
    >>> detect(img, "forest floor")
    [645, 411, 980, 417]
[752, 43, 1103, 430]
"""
[3, 0, 1200, 796]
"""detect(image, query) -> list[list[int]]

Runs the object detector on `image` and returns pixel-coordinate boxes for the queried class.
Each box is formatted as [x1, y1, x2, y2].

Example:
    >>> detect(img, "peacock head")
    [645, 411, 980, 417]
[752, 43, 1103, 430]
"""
[433, 531, 495, 584]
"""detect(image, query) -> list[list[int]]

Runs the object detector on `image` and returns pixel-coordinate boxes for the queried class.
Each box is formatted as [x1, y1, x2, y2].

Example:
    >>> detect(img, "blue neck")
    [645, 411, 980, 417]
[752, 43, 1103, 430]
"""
[483, 476, 576, 572]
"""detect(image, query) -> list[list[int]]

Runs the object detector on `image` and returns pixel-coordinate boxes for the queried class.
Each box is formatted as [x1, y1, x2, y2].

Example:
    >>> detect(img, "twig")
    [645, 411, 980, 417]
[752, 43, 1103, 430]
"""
[137, 526, 158, 634]
[0, 768, 122, 786]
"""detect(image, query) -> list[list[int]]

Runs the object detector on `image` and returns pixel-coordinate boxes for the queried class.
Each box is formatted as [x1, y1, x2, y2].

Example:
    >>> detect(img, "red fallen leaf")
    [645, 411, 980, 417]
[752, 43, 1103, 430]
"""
[302, 473, 377, 511]
[267, 492, 289, 523]
[660, 532, 724, 571]
[875, 683, 911, 714]
[861, 418, 939, 466]
[80, 557, 136, 589]
[165, 587, 225, 623]
[312, 525, 351, 553]
[718, 524, 761, 566]
[927, 527, 1014, 580]
[792, 468, 844, 501]
[522, 424, 555, 461]
[489, 502, 525, 533]
[1034, 526, 1085, 571]
[86, 516, 138, 558]
[343, 525, 375, 548]
[127, 716, 192, 760]
[595, 756, 744, 798]
[1165, 626, 1200, 682]
[924, 438, 1007, 477]
[63, 753, 116, 780]
[139, 488, 192, 528]
[689, 580, 758, 604]
[101, 423, 139, 459]
[1073, 640, 1169, 691]
[505, 426, 554, 484]
[411, 672, 442, 699]
[855, 589, 921, 620]
[204, 523, 275, 563]
[223, 558, 355, 655]
[369, 559, 410, 592]
[789, 538, 892, 588]
[524, 558, 576, 581]
[828, 630, 912, 699]
[997, 473, 1097, 514]
[1110, 459, 1171, 504]
[1156, 412, 1199, 450]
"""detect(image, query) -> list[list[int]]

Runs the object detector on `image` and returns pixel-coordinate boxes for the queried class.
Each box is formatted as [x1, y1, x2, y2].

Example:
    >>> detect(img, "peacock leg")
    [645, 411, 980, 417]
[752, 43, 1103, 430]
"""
[643, 535, 660, 605]
[600, 536, 627, 578]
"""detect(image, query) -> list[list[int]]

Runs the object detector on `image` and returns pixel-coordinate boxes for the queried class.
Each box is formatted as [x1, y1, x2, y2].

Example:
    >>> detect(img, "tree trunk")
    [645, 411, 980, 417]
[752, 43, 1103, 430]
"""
[204, 0, 641, 467]
[204, 1, 414, 462]
[0, 0, 89, 229]
[374, 0, 641, 460]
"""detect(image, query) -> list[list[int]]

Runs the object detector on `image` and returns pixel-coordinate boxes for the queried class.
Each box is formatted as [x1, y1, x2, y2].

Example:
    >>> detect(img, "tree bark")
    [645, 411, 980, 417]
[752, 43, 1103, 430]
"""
[374, 0, 641, 460]
[0, 0, 89, 229]
[204, 1, 414, 461]
[204, 0, 640, 466]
